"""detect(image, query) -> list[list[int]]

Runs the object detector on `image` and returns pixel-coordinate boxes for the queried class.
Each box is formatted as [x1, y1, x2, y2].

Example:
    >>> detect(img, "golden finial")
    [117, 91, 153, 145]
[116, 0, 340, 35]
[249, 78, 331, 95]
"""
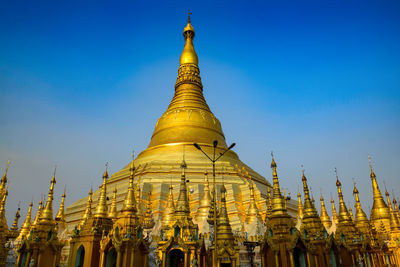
[188, 9, 192, 23]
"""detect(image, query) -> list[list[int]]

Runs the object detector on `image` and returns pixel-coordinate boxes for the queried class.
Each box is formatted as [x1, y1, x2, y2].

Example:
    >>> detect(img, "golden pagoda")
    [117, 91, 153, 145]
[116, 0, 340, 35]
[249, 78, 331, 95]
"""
[5, 12, 400, 267]
[65, 13, 296, 235]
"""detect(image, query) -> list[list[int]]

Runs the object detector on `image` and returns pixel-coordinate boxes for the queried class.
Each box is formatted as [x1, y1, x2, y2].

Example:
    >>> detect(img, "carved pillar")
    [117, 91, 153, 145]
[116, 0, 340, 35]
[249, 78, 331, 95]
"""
[274, 252, 279, 267]
[289, 250, 294, 267]
[116, 249, 122, 267]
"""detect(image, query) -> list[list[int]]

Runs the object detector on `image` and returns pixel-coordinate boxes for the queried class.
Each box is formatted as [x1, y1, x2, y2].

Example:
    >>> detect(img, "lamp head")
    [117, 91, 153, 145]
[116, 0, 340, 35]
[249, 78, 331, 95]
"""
[193, 143, 201, 150]
[213, 140, 218, 148]
[228, 143, 236, 150]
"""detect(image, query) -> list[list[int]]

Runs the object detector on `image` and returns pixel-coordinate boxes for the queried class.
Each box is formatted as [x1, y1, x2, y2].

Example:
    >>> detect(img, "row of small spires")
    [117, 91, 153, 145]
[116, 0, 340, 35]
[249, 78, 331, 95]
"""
[3, 153, 399, 238]
[0, 162, 67, 243]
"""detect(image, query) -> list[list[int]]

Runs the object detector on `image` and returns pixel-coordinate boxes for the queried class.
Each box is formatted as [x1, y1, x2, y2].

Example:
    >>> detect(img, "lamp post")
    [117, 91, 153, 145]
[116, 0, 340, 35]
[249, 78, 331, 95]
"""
[193, 140, 236, 267]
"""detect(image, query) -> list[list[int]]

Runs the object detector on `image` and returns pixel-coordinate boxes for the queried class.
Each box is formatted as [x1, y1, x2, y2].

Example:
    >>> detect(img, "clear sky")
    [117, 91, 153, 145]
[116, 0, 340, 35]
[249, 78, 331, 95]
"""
[1, 0, 399, 224]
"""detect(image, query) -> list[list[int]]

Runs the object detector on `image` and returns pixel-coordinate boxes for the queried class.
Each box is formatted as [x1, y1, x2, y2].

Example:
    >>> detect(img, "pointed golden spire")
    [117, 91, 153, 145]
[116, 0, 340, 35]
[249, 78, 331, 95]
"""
[180, 11, 198, 66]
[368, 155, 390, 223]
[55, 187, 66, 224]
[393, 196, 400, 221]
[335, 168, 353, 224]
[352, 182, 370, 228]
[385, 188, 400, 231]
[348, 206, 354, 223]
[0, 161, 10, 198]
[216, 184, 235, 242]
[196, 171, 211, 221]
[31, 199, 43, 229]
[175, 155, 190, 217]
[296, 190, 303, 224]
[270, 153, 287, 215]
[10, 206, 21, 233]
[108, 187, 118, 220]
[320, 193, 332, 230]
[121, 154, 137, 214]
[95, 164, 109, 218]
[246, 178, 261, 224]
[163, 184, 176, 227]
[266, 186, 272, 221]
[79, 188, 93, 228]
[136, 175, 143, 217]
[16, 200, 33, 241]
[40, 167, 57, 222]
[301, 169, 319, 218]
[0, 191, 8, 231]
[142, 190, 155, 229]
[331, 194, 339, 226]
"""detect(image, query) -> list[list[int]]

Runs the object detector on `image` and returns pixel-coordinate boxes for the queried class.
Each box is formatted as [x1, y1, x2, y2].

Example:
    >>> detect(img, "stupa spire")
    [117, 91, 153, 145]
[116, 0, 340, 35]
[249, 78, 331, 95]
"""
[79, 188, 93, 228]
[270, 153, 286, 215]
[16, 200, 33, 241]
[368, 155, 390, 223]
[108, 187, 118, 220]
[393, 196, 400, 221]
[196, 171, 212, 221]
[175, 155, 190, 217]
[40, 167, 56, 222]
[121, 155, 137, 214]
[246, 178, 261, 224]
[95, 164, 109, 218]
[0, 192, 7, 230]
[162, 185, 176, 227]
[146, 15, 227, 150]
[10, 206, 20, 234]
[142, 190, 155, 229]
[330, 194, 339, 226]
[352, 183, 370, 227]
[0, 161, 10, 198]
[335, 168, 352, 224]
[301, 169, 319, 218]
[385, 188, 400, 230]
[55, 187, 66, 224]
[31, 199, 43, 228]
[320, 193, 332, 230]
[296, 189, 304, 224]
[216, 184, 235, 241]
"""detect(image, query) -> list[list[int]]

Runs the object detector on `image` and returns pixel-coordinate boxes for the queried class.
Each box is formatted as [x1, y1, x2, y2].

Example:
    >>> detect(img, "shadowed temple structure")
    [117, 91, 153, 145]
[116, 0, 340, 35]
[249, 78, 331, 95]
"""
[1, 15, 399, 267]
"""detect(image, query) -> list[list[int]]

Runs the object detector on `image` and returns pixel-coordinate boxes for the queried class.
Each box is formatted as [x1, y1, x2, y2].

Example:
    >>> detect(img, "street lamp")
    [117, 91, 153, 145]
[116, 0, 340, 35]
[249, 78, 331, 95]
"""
[193, 140, 236, 267]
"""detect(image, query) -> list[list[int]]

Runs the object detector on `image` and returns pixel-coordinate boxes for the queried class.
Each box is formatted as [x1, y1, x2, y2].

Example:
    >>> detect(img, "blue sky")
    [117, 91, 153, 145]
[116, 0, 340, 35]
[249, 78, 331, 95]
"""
[1, 0, 399, 223]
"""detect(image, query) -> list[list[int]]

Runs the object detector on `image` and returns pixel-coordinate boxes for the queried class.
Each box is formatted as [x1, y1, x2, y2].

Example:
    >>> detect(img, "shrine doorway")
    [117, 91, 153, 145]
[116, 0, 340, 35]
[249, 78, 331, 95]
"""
[75, 245, 85, 267]
[167, 249, 184, 267]
[105, 247, 117, 267]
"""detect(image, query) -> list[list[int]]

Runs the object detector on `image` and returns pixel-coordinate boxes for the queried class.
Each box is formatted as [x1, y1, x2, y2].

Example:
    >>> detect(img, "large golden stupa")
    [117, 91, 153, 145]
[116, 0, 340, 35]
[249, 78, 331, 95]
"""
[65, 17, 296, 231]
